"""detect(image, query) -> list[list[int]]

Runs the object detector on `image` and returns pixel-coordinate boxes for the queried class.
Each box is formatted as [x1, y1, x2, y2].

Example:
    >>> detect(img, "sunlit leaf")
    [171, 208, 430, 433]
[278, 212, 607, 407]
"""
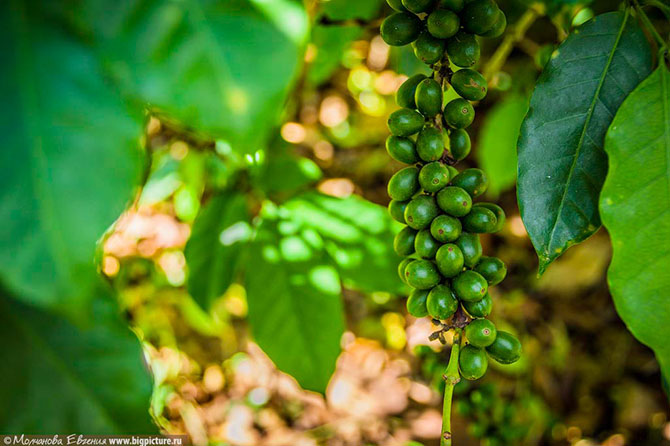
[0, 2, 145, 312]
[254, 139, 322, 196]
[517, 11, 651, 274]
[185, 190, 250, 310]
[284, 192, 406, 294]
[77, 0, 309, 154]
[0, 292, 154, 433]
[600, 65, 670, 387]
[245, 213, 345, 392]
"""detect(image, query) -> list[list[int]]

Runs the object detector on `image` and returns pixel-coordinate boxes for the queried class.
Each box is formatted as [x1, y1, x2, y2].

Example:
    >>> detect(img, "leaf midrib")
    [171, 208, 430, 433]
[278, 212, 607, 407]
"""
[543, 11, 630, 261]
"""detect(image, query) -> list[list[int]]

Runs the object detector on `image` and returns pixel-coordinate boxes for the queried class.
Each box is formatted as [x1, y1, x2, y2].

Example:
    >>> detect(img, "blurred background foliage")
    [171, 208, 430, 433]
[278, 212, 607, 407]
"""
[1, 0, 669, 444]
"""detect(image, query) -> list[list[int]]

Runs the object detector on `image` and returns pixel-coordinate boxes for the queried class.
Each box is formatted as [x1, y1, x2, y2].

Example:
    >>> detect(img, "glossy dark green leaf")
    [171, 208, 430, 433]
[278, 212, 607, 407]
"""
[517, 11, 651, 274]
[185, 190, 250, 310]
[0, 1, 145, 312]
[245, 211, 345, 392]
[308, 25, 362, 86]
[476, 95, 528, 197]
[284, 192, 406, 294]
[77, 0, 308, 154]
[600, 65, 670, 387]
[0, 292, 154, 433]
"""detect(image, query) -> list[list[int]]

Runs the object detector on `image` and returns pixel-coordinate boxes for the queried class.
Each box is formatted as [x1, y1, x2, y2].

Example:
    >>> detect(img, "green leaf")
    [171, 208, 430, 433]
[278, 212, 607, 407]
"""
[0, 292, 154, 433]
[185, 190, 250, 310]
[245, 211, 345, 392]
[600, 65, 670, 387]
[0, 1, 145, 312]
[78, 0, 308, 154]
[389, 45, 433, 77]
[284, 192, 406, 294]
[320, 0, 384, 21]
[476, 95, 529, 197]
[254, 139, 322, 195]
[517, 11, 651, 274]
[308, 25, 362, 86]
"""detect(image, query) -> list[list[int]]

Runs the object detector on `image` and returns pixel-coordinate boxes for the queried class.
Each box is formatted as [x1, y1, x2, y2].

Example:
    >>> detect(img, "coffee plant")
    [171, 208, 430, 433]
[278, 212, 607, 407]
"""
[1, 0, 669, 441]
[380, 0, 521, 442]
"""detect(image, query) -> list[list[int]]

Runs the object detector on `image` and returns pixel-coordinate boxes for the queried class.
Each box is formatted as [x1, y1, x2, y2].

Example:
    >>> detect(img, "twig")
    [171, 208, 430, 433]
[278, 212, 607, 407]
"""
[643, 0, 670, 19]
[632, 0, 668, 50]
[483, 4, 545, 80]
[440, 329, 463, 446]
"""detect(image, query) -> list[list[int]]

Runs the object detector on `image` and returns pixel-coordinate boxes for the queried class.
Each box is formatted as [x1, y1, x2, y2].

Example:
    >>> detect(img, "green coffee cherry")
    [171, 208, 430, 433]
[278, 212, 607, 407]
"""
[473, 202, 505, 232]
[415, 78, 443, 118]
[398, 257, 413, 283]
[387, 0, 408, 12]
[446, 32, 480, 67]
[474, 256, 506, 285]
[407, 288, 430, 317]
[447, 165, 459, 179]
[394, 226, 417, 256]
[430, 214, 462, 242]
[451, 69, 488, 101]
[388, 199, 409, 223]
[462, 206, 497, 233]
[453, 270, 488, 301]
[461, 0, 500, 35]
[396, 74, 426, 108]
[465, 319, 497, 347]
[412, 32, 446, 65]
[462, 292, 492, 317]
[427, 9, 460, 39]
[380, 12, 423, 46]
[419, 162, 450, 193]
[388, 166, 420, 200]
[450, 168, 488, 197]
[427, 284, 459, 320]
[416, 126, 445, 161]
[481, 10, 506, 38]
[405, 195, 440, 230]
[486, 331, 521, 364]
[415, 229, 440, 259]
[443, 98, 475, 129]
[388, 108, 425, 136]
[439, 0, 464, 11]
[435, 243, 464, 277]
[405, 259, 441, 289]
[459, 345, 488, 380]
[386, 135, 419, 164]
[449, 129, 471, 161]
[455, 232, 482, 268]
[402, 0, 436, 13]
[437, 186, 472, 216]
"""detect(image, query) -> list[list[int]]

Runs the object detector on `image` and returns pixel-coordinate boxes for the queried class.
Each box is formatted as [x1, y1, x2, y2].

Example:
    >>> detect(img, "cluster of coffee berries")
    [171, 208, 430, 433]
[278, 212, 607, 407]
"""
[381, 0, 520, 381]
